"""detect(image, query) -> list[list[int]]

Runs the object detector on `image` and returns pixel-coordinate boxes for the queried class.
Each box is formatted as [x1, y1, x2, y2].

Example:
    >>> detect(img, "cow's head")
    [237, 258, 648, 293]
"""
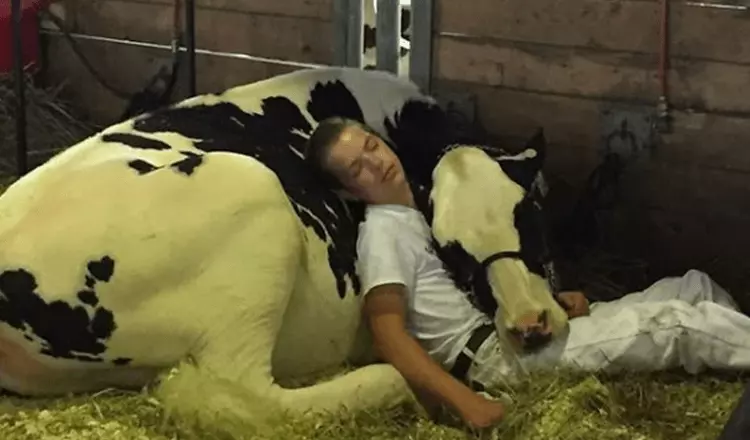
[426, 130, 569, 352]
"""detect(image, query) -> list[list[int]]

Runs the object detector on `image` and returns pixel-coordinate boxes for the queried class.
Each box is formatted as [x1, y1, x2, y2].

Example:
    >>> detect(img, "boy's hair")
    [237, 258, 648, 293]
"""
[303, 117, 380, 190]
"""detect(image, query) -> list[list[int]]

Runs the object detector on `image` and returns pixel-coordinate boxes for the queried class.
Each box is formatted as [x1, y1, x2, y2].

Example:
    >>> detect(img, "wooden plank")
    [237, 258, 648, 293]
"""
[657, 112, 750, 173]
[434, 80, 750, 175]
[601, 205, 750, 294]
[435, 80, 605, 154]
[44, 36, 302, 124]
[619, 161, 750, 220]
[541, 135, 750, 224]
[434, 36, 750, 114]
[64, 0, 333, 19]
[62, 0, 333, 64]
[195, 0, 332, 18]
[436, 0, 750, 65]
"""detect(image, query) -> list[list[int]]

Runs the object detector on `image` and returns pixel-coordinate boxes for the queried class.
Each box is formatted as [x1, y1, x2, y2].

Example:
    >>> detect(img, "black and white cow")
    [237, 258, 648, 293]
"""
[0, 67, 567, 427]
[362, 0, 411, 75]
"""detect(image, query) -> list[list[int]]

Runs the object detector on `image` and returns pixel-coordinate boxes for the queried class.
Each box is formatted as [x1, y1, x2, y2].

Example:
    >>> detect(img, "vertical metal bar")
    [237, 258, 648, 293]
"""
[185, 0, 197, 95]
[409, 0, 433, 92]
[332, 0, 350, 66]
[376, 0, 400, 73]
[11, 0, 28, 176]
[346, 0, 364, 67]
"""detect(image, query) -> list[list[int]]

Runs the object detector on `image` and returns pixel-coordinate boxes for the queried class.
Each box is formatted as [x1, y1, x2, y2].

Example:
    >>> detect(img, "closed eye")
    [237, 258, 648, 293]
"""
[364, 136, 378, 152]
[349, 159, 363, 178]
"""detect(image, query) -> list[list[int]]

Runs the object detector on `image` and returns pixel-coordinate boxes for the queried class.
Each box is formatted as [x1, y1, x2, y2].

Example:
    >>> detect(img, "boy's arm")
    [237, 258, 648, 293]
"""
[363, 283, 504, 427]
[357, 212, 504, 428]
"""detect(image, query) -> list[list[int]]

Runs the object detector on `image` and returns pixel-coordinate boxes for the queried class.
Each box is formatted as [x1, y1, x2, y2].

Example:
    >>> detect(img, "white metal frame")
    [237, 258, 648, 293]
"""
[333, 0, 433, 92]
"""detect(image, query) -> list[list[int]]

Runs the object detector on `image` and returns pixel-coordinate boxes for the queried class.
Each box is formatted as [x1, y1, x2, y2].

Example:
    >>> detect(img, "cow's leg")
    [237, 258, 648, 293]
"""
[154, 203, 412, 429]
[159, 359, 411, 429]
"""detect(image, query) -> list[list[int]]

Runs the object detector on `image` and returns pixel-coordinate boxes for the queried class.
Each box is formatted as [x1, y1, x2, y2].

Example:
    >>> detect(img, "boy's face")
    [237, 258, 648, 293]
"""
[323, 124, 409, 205]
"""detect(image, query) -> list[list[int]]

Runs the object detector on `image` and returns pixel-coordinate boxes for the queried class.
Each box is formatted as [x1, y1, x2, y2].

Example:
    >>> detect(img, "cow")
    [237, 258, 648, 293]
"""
[0, 67, 567, 429]
[362, 0, 411, 75]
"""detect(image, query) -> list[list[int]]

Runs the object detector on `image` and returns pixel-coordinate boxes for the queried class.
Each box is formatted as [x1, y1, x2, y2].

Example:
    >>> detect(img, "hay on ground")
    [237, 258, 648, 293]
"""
[0, 73, 100, 178]
[0, 369, 743, 440]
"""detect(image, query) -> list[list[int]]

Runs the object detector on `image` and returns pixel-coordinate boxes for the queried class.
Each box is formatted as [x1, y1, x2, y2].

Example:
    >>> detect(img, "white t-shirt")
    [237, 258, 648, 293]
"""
[356, 204, 492, 368]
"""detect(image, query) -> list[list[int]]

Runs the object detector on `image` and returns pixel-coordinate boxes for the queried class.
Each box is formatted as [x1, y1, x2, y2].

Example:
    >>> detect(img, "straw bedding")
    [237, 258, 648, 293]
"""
[0, 370, 743, 440]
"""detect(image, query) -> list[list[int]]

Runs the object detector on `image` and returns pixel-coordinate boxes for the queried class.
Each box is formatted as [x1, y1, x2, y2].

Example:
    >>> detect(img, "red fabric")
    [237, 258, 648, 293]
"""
[0, 0, 53, 73]
[0, 0, 49, 19]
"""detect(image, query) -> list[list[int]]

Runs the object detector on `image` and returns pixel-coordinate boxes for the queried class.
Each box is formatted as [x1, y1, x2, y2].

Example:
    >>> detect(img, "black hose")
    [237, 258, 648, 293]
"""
[185, 0, 196, 96]
[11, 0, 28, 176]
[41, 10, 132, 99]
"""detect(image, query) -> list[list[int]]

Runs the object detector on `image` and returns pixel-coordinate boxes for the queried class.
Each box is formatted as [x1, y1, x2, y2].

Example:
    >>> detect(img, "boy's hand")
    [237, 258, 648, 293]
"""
[556, 291, 590, 318]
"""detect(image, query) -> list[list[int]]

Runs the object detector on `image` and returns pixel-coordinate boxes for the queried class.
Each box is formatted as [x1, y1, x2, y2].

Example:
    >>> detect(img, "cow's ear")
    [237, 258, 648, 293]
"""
[522, 127, 546, 167]
[496, 128, 547, 191]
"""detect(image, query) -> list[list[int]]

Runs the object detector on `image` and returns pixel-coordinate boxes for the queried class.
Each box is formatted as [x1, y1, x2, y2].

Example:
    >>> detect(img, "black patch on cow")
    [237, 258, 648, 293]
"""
[385, 99, 456, 186]
[433, 240, 498, 316]
[77, 290, 99, 306]
[401, 9, 412, 38]
[170, 151, 204, 176]
[0, 256, 125, 365]
[364, 24, 377, 50]
[513, 192, 548, 278]
[85, 275, 96, 289]
[128, 159, 160, 175]
[127, 80, 375, 298]
[307, 80, 366, 125]
[113, 357, 132, 366]
[102, 133, 171, 151]
[363, 14, 412, 51]
[494, 129, 546, 192]
[87, 256, 115, 283]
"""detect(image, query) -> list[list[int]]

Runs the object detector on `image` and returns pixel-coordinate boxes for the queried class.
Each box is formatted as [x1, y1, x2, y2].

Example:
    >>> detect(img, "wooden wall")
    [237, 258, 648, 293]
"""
[45, 0, 333, 122]
[433, 0, 750, 293]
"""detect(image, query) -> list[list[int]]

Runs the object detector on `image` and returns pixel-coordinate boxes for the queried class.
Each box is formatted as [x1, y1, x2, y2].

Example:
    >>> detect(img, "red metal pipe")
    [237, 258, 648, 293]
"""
[659, 0, 669, 100]
[656, 0, 671, 132]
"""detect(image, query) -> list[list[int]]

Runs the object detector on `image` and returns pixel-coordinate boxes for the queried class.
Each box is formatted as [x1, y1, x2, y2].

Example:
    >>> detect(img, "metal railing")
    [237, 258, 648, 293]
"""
[333, 0, 433, 92]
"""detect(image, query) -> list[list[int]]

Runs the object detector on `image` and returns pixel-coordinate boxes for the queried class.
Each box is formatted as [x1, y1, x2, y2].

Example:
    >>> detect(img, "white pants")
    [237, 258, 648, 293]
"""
[467, 270, 750, 389]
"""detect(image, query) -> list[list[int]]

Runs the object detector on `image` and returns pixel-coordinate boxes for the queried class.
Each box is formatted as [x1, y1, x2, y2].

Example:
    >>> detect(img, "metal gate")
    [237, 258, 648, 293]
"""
[333, 0, 433, 93]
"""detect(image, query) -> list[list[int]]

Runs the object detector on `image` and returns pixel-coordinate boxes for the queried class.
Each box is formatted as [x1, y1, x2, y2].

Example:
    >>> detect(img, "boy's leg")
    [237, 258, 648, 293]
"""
[590, 270, 738, 314]
[522, 297, 750, 374]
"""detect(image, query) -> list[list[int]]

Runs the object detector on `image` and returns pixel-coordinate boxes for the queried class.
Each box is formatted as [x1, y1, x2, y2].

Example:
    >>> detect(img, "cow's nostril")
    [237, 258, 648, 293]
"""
[538, 309, 548, 326]
[522, 330, 552, 352]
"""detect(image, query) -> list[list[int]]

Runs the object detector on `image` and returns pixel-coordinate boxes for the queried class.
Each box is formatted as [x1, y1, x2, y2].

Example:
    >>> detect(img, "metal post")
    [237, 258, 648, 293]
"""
[409, 0, 433, 92]
[332, 0, 349, 66]
[346, 0, 364, 67]
[376, 0, 400, 74]
[185, 0, 196, 95]
[11, 0, 28, 176]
